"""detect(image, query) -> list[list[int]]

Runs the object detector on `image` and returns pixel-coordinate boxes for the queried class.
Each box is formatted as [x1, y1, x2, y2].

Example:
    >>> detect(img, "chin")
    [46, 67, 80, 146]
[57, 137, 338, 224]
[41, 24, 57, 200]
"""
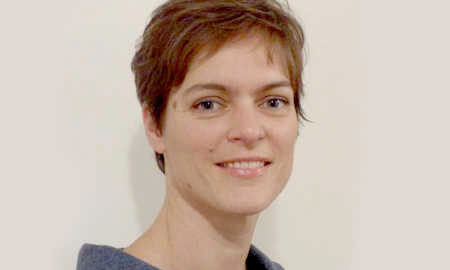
[220, 194, 277, 216]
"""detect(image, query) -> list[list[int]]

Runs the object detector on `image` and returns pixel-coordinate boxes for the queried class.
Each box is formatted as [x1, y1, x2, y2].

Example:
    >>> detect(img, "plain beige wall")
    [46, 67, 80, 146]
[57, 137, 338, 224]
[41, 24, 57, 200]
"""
[357, 0, 450, 269]
[2, 0, 447, 269]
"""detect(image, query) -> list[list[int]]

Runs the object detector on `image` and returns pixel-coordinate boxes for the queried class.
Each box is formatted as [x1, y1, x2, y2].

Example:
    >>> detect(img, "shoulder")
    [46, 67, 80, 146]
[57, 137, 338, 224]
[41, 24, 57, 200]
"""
[76, 243, 158, 270]
[76, 243, 283, 270]
[247, 245, 285, 270]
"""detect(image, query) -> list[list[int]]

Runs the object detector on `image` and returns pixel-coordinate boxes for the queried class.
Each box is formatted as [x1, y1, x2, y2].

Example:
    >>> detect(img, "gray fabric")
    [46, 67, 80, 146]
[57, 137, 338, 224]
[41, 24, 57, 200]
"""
[77, 243, 284, 270]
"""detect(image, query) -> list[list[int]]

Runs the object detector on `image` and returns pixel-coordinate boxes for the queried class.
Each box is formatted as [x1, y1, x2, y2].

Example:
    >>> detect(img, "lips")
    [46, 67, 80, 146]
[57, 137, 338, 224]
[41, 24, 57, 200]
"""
[215, 158, 272, 178]
[215, 157, 272, 166]
[215, 161, 272, 168]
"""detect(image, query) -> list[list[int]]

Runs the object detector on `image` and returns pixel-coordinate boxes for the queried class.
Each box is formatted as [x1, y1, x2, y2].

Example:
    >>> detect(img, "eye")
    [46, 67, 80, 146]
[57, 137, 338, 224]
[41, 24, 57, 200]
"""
[262, 97, 289, 109]
[193, 99, 223, 112]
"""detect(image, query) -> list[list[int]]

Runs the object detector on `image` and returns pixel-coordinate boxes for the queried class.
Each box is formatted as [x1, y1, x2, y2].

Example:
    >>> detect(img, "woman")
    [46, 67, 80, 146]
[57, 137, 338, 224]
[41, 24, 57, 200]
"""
[77, 0, 306, 269]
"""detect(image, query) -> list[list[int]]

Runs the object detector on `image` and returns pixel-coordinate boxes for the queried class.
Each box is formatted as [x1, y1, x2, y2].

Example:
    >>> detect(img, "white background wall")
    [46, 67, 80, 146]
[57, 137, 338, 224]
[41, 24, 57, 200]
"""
[0, 0, 448, 269]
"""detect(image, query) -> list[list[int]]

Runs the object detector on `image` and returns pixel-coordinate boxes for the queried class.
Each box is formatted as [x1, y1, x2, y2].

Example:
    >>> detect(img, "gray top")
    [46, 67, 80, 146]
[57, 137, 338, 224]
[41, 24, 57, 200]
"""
[77, 243, 284, 270]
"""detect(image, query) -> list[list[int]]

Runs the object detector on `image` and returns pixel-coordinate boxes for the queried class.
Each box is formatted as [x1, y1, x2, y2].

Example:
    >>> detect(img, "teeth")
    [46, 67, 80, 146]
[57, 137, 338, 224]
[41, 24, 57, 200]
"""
[223, 161, 265, 169]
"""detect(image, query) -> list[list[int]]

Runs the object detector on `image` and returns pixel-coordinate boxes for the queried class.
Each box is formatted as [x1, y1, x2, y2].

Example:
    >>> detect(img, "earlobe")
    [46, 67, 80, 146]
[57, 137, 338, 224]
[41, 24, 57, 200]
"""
[142, 105, 165, 154]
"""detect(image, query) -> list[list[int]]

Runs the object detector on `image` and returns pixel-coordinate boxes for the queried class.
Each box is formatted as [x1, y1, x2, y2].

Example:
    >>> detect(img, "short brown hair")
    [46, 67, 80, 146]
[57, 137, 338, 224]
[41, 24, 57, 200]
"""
[131, 0, 306, 174]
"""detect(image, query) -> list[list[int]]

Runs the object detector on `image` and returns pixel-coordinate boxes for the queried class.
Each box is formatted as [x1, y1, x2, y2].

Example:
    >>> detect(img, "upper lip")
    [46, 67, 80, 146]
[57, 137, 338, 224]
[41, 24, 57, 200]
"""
[216, 157, 272, 164]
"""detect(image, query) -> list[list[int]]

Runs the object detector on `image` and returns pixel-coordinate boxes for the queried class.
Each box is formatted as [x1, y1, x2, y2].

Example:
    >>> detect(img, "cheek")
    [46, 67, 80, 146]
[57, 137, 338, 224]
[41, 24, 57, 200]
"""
[270, 118, 298, 145]
[268, 122, 298, 161]
[167, 117, 223, 155]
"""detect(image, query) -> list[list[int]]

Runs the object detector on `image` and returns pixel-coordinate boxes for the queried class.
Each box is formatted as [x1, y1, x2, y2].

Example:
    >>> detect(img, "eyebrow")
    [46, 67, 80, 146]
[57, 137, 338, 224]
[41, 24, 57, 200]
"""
[182, 80, 292, 97]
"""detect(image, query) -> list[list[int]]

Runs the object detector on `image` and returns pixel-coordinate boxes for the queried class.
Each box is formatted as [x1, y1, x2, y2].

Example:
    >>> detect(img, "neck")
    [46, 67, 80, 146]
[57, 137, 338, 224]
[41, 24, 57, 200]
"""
[124, 190, 259, 270]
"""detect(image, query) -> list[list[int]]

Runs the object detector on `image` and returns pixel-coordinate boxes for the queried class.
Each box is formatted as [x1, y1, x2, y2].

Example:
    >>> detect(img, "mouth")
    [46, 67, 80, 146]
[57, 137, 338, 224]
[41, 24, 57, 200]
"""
[215, 161, 272, 168]
[215, 160, 272, 179]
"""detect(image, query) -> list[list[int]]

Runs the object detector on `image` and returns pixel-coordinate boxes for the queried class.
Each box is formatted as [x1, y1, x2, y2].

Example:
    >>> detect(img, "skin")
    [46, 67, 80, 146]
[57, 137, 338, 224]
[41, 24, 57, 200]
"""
[124, 34, 299, 270]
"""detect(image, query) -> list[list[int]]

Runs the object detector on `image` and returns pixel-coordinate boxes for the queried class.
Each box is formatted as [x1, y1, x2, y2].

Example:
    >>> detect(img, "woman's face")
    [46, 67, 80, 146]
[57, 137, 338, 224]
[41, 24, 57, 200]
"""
[145, 35, 299, 216]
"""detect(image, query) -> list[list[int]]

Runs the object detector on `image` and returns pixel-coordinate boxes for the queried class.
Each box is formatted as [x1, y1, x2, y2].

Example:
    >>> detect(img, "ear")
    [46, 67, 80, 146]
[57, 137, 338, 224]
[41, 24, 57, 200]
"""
[142, 105, 165, 154]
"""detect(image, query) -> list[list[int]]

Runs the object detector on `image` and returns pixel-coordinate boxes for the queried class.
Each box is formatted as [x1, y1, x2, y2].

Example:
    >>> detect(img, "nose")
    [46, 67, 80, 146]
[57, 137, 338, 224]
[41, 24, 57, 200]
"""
[226, 103, 265, 146]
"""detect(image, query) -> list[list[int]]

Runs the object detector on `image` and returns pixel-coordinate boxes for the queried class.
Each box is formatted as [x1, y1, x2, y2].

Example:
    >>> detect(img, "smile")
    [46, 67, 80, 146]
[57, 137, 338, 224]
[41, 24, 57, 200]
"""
[215, 160, 272, 178]
[217, 161, 271, 168]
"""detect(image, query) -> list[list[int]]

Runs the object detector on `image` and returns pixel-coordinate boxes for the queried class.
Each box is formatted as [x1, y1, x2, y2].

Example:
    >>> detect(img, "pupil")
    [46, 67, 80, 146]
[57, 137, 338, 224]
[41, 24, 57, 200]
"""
[270, 99, 279, 107]
[203, 101, 213, 109]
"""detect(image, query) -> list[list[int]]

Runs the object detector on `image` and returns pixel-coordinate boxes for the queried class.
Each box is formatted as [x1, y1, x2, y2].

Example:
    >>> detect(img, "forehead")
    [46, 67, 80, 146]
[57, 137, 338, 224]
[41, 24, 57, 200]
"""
[198, 33, 287, 74]
[177, 34, 289, 92]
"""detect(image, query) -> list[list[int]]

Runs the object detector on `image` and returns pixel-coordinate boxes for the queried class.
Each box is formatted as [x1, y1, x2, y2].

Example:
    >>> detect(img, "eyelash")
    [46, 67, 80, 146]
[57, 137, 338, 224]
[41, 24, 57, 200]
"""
[193, 97, 289, 112]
